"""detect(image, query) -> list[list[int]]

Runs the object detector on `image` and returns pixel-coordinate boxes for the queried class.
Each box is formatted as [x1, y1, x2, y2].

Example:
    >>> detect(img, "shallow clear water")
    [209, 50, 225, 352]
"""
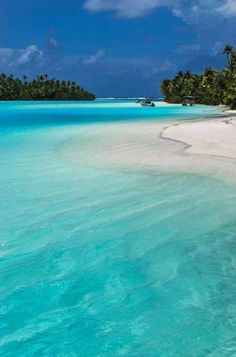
[1, 101, 236, 356]
[0, 100, 224, 127]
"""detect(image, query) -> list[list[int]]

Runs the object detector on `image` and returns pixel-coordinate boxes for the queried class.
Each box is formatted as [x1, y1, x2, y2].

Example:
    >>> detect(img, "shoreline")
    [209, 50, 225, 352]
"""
[63, 110, 236, 185]
[162, 114, 236, 160]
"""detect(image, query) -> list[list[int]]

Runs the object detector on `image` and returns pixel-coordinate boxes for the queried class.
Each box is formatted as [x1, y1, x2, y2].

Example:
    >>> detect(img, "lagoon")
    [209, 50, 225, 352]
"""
[1, 101, 236, 356]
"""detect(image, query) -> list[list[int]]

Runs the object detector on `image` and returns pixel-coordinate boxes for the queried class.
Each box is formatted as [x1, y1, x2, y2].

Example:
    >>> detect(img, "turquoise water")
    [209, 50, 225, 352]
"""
[1, 101, 236, 356]
[0, 100, 224, 127]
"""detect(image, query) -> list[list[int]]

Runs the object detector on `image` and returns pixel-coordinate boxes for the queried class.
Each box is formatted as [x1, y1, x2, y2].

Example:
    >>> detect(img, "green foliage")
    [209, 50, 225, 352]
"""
[0, 74, 95, 101]
[161, 44, 236, 109]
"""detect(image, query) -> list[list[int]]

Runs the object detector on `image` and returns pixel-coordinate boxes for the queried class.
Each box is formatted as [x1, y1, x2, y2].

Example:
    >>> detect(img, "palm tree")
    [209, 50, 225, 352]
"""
[0, 74, 95, 101]
[160, 44, 236, 107]
[223, 44, 234, 72]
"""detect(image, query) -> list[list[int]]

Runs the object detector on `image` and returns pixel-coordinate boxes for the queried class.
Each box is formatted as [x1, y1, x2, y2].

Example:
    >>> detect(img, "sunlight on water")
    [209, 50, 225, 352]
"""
[0, 101, 236, 356]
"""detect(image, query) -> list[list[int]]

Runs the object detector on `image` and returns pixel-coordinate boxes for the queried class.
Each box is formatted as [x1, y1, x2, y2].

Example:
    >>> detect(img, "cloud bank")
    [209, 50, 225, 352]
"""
[84, 0, 236, 20]
[1, 1, 235, 97]
[84, 0, 170, 18]
[216, 0, 236, 16]
[0, 41, 175, 96]
[84, 0, 236, 58]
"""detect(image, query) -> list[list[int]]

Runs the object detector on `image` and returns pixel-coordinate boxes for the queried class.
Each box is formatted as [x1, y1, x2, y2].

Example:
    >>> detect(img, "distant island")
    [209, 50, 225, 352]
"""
[161, 44, 236, 109]
[0, 74, 95, 101]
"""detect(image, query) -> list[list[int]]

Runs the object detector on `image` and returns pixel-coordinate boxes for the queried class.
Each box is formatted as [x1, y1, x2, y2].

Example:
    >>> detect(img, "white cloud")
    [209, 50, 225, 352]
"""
[216, 0, 236, 16]
[83, 0, 236, 58]
[0, 48, 16, 67]
[17, 45, 43, 65]
[83, 49, 105, 65]
[84, 0, 171, 18]
[84, 0, 236, 20]
[0, 45, 43, 69]
[0, 44, 106, 73]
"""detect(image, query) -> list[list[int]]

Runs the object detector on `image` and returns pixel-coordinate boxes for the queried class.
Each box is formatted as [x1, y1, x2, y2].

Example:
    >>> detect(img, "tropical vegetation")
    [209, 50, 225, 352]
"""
[161, 44, 236, 109]
[0, 74, 95, 100]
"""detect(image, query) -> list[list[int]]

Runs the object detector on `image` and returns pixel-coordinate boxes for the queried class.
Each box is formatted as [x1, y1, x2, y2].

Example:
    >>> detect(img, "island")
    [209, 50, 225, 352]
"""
[161, 44, 236, 109]
[0, 74, 95, 101]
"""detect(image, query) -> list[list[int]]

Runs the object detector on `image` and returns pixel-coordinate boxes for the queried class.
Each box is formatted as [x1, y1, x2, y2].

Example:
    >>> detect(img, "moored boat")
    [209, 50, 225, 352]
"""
[140, 98, 155, 107]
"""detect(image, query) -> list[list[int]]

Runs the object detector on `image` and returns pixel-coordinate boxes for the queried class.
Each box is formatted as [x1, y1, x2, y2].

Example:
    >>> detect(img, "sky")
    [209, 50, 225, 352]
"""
[1, 0, 236, 97]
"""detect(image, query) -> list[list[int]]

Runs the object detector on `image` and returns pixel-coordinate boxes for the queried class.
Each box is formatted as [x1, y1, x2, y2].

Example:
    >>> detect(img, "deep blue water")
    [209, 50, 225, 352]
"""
[1, 101, 236, 356]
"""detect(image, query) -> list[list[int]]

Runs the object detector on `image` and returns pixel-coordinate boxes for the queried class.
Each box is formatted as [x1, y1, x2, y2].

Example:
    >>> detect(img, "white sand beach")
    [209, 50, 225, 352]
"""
[64, 111, 236, 184]
[163, 116, 236, 159]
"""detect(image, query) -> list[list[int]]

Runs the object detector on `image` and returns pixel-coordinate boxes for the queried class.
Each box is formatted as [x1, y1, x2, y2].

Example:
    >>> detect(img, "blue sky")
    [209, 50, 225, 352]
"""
[1, 0, 236, 96]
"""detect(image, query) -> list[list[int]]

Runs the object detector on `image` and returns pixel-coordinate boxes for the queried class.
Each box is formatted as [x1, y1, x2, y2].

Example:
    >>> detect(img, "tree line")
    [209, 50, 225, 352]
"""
[161, 44, 236, 109]
[0, 74, 95, 101]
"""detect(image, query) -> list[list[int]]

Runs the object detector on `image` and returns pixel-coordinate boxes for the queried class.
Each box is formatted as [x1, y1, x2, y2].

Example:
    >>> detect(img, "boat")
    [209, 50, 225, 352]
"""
[140, 98, 155, 107]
